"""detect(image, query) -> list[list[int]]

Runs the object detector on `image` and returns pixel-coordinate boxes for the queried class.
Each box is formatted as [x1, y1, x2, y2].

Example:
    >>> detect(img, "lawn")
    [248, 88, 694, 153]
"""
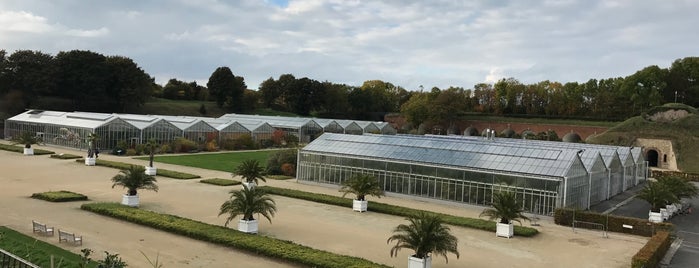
[0, 226, 98, 267]
[136, 150, 276, 173]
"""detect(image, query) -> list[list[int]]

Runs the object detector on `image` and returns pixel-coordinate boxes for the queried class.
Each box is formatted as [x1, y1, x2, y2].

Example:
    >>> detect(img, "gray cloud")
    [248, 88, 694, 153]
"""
[1, 0, 697, 90]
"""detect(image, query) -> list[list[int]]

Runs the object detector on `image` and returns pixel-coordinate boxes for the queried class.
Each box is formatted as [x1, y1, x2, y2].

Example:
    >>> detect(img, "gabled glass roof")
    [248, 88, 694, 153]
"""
[303, 133, 584, 178]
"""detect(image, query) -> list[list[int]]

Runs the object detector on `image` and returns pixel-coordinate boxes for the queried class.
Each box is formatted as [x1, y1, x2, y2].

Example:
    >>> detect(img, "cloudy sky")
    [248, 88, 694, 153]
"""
[1, 0, 697, 90]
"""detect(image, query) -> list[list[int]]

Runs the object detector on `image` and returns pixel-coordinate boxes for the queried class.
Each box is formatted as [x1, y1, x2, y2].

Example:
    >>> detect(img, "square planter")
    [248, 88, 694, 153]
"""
[660, 208, 670, 220]
[666, 204, 677, 216]
[238, 219, 258, 234]
[496, 222, 514, 238]
[85, 157, 96, 166]
[122, 194, 139, 207]
[242, 182, 256, 190]
[23, 148, 34, 155]
[648, 211, 663, 223]
[353, 200, 368, 212]
[145, 166, 157, 176]
[408, 255, 431, 268]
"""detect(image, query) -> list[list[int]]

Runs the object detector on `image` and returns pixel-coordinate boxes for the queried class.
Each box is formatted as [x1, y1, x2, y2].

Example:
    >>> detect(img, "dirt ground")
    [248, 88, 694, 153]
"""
[0, 143, 647, 268]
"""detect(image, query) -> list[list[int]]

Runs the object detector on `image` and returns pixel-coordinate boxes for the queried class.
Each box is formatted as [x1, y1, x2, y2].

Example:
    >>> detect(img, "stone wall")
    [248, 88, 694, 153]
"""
[634, 138, 678, 171]
[457, 121, 608, 141]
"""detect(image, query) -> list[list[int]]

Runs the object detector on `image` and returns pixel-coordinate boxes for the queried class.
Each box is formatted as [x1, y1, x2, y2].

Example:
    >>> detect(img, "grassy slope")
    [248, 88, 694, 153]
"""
[136, 150, 274, 173]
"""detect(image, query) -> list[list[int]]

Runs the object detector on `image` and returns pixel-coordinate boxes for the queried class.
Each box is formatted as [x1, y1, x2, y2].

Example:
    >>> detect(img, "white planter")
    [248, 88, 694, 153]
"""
[122, 194, 139, 207]
[238, 219, 258, 234]
[85, 157, 96, 166]
[353, 200, 368, 212]
[408, 255, 431, 268]
[648, 211, 663, 223]
[666, 204, 677, 215]
[660, 208, 669, 220]
[23, 148, 34, 155]
[496, 222, 514, 238]
[145, 166, 157, 176]
[242, 182, 256, 190]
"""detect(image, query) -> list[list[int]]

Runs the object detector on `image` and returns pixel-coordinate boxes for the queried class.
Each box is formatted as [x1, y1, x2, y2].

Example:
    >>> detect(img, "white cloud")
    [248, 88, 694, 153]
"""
[66, 27, 109, 37]
[0, 10, 53, 33]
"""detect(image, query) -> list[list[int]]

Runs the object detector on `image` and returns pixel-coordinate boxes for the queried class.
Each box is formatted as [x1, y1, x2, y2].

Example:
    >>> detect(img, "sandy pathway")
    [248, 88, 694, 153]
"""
[0, 144, 647, 267]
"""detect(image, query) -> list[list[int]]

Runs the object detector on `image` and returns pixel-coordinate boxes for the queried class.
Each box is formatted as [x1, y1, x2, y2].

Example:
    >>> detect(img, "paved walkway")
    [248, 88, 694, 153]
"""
[0, 142, 648, 268]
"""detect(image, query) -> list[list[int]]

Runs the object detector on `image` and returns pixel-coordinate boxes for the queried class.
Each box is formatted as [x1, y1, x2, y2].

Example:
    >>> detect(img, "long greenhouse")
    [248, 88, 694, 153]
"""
[298, 133, 594, 215]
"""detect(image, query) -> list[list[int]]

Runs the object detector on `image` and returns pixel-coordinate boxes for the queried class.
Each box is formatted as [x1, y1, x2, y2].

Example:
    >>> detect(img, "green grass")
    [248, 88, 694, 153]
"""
[0, 226, 98, 267]
[136, 150, 274, 173]
[80, 202, 389, 268]
[31, 191, 88, 202]
[259, 186, 539, 237]
[200, 178, 241, 186]
[0, 144, 55, 155]
[50, 153, 83, 159]
[75, 159, 201, 180]
[135, 98, 228, 117]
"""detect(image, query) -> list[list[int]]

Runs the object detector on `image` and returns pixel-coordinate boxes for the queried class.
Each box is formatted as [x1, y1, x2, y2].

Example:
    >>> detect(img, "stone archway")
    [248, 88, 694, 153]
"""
[647, 149, 659, 167]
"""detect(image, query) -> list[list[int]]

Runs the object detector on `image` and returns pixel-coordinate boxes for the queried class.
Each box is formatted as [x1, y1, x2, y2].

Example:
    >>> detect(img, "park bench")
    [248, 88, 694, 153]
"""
[58, 229, 82, 246]
[32, 220, 54, 236]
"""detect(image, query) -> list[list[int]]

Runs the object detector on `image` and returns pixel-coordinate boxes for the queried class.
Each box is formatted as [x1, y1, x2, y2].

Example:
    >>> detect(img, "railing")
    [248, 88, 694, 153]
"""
[572, 220, 608, 238]
[0, 248, 40, 268]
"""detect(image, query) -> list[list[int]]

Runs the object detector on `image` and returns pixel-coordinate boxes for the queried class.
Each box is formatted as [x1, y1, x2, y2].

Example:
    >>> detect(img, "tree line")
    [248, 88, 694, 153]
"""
[1, 49, 698, 125]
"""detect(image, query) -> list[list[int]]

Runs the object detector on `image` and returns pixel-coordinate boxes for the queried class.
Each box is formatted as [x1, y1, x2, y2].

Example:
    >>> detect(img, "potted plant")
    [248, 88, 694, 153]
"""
[111, 165, 159, 207]
[233, 159, 266, 189]
[387, 212, 459, 268]
[658, 176, 699, 216]
[637, 181, 679, 223]
[339, 174, 385, 212]
[85, 132, 99, 166]
[479, 191, 529, 238]
[144, 139, 158, 176]
[11, 131, 42, 155]
[218, 185, 277, 234]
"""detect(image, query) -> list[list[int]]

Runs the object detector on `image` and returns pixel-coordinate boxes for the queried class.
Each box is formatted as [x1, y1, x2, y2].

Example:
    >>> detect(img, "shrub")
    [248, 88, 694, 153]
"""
[125, 148, 137, 156]
[200, 178, 241, 186]
[266, 175, 295, 180]
[632, 231, 673, 268]
[281, 163, 296, 177]
[205, 140, 218, 152]
[135, 144, 146, 155]
[266, 149, 297, 175]
[80, 203, 389, 268]
[160, 144, 171, 154]
[173, 137, 197, 153]
[231, 134, 256, 150]
[0, 143, 54, 155]
[31, 191, 88, 202]
[74, 159, 200, 180]
[554, 208, 674, 237]
[50, 153, 82, 159]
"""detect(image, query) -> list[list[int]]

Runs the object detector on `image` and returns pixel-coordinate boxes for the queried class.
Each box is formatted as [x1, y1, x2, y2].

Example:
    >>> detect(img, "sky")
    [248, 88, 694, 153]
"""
[1, 0, 697, 91]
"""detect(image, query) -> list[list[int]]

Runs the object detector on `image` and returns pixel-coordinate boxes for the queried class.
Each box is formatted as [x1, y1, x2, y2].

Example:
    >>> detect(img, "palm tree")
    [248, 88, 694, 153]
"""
[11, 131, 42, 149]
[234, 159, 267, 185]
[111, 165, 159, 196]
[387, 212, 459, 263]
[658, 176, 699, 199]
[479, 191, 529, 225]
[339, 174, 385, 201]
[218, 186, 277, 232]
[636, 181, 679, 212]
[146, 139, 158, 168]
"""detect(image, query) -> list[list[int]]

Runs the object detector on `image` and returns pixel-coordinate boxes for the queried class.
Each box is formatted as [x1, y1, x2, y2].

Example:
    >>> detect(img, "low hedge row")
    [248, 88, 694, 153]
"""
[651, 170, 699, 181]
[266, 175, 295, 180]
[75, 159, 201, 180]
[200, 178, 241, 186]
[0, 144, 55, 155]
[631, 231, 673, 268]
[31, 190, 88, 202]
[50, 153, 82, 159]
[554, 208, 674, 237]
[80, 202, 389, 268]
[260, 186, 539, 237]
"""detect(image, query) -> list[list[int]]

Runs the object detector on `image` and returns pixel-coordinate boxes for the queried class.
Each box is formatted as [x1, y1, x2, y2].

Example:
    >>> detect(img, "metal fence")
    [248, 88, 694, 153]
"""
[0, 248, 40, 268]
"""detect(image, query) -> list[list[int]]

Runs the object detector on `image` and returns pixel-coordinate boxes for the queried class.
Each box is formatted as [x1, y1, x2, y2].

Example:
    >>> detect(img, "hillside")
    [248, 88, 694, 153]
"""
[586, 103, 699, 173]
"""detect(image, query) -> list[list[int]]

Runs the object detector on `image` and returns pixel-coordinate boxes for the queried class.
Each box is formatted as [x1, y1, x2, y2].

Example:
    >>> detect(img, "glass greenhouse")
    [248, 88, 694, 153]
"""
[298, 133, 592, 215]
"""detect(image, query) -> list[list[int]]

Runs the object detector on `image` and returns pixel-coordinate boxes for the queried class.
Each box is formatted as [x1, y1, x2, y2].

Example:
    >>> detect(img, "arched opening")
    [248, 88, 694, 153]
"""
[647, 150, 659, 167]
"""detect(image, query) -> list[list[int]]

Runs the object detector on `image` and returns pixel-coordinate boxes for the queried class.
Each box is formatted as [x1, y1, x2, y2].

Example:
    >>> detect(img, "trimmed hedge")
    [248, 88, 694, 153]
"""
[651, 170, 699, 182]
[80, 202, 389, 268]
[0, 144, 55, 155]
[200, 178, 241, 186]
[554, 208, 674, 237]
[31, 190, 88, 202]
[266, 175, 295, 180]
[50, 153, 82, 159]
[260, 186, 539, 237]
[75, 159, 201, 180]
[632, 231, 673, 268]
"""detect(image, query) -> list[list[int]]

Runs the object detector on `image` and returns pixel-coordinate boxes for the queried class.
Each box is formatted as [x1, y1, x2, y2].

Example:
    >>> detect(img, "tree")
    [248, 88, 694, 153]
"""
[666, 57, 699, 107]
[387, 212, 460, 262]
[218, 186, 277, 223]
[11, 131, 42, 149]
[658, 176, 698, 200]
[636, 181, 678, 212]
[53, 50, 111, 111]
[207, 66, 246, 112]
[111, 165, 159, 196]
[620, 65, 667, 115]
[105, 55, 153, 112]
[479, 191, 529, 225]
[234, 159, 267, 184]
[339, 174, 384, 201]
[146, 139, 158, 167]
[4, 50, 55, 109]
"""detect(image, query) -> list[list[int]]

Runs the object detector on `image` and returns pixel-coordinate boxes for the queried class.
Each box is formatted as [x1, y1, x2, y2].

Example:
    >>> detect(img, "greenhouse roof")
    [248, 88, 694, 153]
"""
[219, 114, 318, 129]
[8, 110, 121, 129]
[303, 133, 584, 178]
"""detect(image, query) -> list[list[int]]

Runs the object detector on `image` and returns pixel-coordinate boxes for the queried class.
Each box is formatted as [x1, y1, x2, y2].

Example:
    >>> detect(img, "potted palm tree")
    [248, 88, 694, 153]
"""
[11, 131, 42, 155]
[111, 165, 159, 207]
[339, 174, 385, 212]
[479, 191, 529, 238]
[218, 185, 277, 234]
[637, 181, 679, 223]
[85, 132, 99, 166]
[234, 159, 266, 190]
[387, 212, 459, 268]
[658, 176, 699, 216]
[144, 139, 158, 176]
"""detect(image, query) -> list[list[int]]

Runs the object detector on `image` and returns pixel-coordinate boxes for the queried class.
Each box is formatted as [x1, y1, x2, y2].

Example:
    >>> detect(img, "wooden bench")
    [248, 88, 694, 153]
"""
[32, 220, 54, 236]
[58, 229, 82, 246]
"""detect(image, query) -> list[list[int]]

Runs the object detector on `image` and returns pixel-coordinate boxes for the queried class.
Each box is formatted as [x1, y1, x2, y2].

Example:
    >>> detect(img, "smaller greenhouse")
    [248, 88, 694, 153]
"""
[356, 121, 380, 134]
[313, 119, 344, 133]
[238, 121, 275, 142]
[375, 122, 397, 135]
[219, 114, 323, 143]
[119, 114, 181, 145]
[159, 116, 217, 143]
[335, 120, 364, 135]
